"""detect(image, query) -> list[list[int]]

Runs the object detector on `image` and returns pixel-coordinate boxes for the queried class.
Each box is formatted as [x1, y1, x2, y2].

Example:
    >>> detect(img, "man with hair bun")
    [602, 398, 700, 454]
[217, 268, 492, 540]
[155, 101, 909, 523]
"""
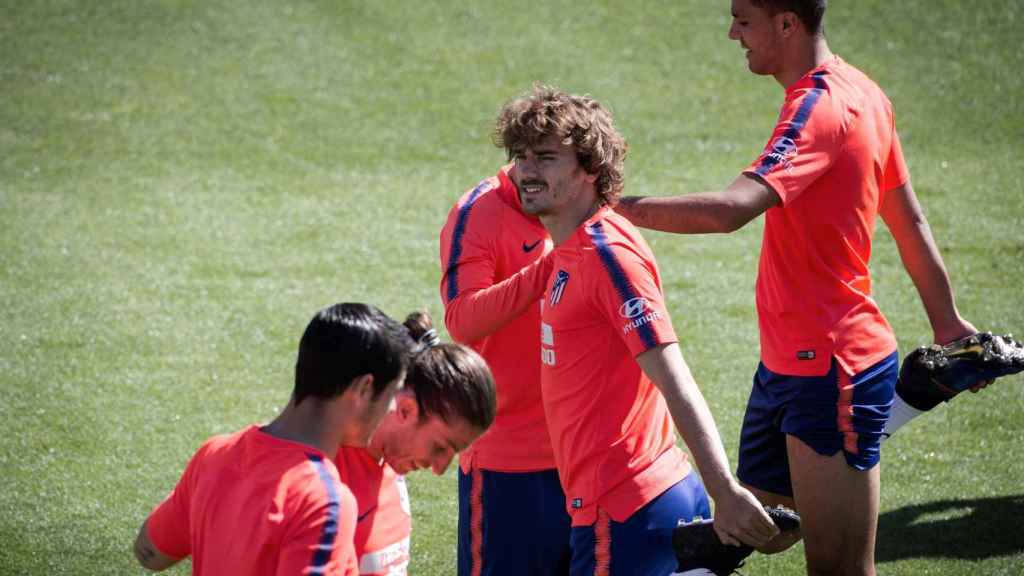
[335, 310, 497, 576]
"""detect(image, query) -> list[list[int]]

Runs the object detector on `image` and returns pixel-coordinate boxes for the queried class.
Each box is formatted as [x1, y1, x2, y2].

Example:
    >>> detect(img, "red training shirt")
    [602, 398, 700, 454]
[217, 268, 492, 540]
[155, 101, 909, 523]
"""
[749, 56, 907, 377]
[439, 165, 557, 472]
[335, 446, 411, 576]
[147, 426, 359, 576]
[539, 207, 689, 526]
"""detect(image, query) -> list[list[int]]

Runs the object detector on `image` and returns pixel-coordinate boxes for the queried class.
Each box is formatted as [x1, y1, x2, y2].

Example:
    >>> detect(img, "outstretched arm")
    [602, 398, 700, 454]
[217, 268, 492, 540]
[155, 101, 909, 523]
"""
[636, 343, 777, 548]
[879, 180, 976, 344]
[616, 174, 780, 234]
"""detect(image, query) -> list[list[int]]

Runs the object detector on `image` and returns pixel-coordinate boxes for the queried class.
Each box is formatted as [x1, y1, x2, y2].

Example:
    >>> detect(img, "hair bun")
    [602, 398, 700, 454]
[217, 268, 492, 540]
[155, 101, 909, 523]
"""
[417, 328, 441, 348]
[403, 310, 439, 349]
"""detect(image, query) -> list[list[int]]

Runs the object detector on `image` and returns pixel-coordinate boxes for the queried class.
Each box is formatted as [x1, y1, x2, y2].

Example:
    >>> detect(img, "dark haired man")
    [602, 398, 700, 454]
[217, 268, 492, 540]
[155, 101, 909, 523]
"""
[133, 303, 416, 576]
[616, 1, 981, 573]
[336, 310, 497, 576]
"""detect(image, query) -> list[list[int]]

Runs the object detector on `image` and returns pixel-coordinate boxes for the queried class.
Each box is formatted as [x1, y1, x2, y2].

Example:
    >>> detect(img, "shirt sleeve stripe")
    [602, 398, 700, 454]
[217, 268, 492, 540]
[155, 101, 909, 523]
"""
[307, 454, 342, 572]
[755, 71, 829, 177]
[586, 221, 658, 349]
[444, 180, 492, 303]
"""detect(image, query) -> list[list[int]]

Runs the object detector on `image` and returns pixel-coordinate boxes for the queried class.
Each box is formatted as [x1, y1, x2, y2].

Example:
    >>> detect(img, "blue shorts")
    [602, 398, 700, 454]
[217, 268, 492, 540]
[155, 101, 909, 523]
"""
[458, 466, 571, 576]
[569, 472, 710, 576]
[736, 352, 898, 497]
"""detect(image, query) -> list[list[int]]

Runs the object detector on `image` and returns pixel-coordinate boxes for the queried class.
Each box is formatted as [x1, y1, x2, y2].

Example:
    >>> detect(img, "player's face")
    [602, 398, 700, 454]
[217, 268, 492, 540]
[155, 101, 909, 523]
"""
[512, 134, 593, 217]
[728, 0, 784, 76]
[375, 396, 483, 475]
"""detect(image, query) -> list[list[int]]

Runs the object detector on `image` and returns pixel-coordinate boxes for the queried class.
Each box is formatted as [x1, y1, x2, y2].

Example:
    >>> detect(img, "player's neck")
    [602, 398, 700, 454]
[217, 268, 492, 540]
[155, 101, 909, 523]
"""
[264, 399, 343, 456]
[775, 36, 833, 88]
[541, 191, 599, 246]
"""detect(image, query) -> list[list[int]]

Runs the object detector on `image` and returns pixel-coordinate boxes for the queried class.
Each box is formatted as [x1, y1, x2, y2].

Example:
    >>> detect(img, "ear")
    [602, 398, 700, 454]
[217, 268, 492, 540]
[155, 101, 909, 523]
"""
[778, 11, 800, 38]
[395, 393, 419, 423]
[350, 373, 376, 403]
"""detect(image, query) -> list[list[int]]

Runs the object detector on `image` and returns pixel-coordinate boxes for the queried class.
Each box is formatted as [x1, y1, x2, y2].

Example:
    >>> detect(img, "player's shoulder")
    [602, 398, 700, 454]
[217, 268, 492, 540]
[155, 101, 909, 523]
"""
[282, 457, 357, 531]
[183, 427, 268, 487]
[831, 56, 888, 94]
[334, 473, 358, 507]
[333, 474, 359, 525]
[287, 452, 350, 502]
[579, 210, 656, 273]
[451, 169, 513, 214]
[584, 210, 652, 256]
[195, 426, 254, 459]
[794, 57, 892, 117]
[442, 171, 513, 233]
[455, 175, 500, 207]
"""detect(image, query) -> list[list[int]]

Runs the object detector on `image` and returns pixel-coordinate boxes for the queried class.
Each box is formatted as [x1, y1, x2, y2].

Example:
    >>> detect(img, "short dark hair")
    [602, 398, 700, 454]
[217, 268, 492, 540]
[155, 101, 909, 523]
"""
[403, 311, 497, 432]
[293, 303, 416, 406]
[751, 0, 826, 35]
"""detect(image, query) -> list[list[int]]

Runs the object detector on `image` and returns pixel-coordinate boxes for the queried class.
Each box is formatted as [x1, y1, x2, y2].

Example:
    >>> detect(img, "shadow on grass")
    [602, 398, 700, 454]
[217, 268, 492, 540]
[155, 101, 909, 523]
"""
[877, 495, 1024, 562]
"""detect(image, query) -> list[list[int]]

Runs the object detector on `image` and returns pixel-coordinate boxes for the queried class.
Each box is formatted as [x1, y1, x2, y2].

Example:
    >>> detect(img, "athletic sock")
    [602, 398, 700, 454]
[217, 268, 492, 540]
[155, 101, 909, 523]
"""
[882, 393, 925, 439]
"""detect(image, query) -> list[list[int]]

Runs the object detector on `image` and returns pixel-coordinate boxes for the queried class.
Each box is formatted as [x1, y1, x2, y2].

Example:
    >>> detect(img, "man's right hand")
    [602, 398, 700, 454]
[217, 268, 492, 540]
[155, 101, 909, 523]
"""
[710, 481, 779, 548]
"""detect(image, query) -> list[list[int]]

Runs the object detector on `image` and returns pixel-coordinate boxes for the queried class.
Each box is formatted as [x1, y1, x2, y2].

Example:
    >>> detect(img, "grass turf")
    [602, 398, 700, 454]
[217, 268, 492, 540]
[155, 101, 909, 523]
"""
[1, 1, 1021, 574]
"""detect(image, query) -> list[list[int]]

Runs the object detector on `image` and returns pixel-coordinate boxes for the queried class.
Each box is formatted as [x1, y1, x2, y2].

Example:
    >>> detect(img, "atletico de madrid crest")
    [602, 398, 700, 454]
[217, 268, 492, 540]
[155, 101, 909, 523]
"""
[549, 270, 569, 306]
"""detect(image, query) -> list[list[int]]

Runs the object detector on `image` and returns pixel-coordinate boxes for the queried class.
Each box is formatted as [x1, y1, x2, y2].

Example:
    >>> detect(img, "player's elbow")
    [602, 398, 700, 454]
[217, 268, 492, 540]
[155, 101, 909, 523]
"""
[133, 548, 177, 572]
[133, 523, 178, 572]
[134, 550, 169, 572]
[717, 213, 748, 233]
[715, 175, 777, 232]
[715, 210, 756, 233]
[443, 304, 483, 345]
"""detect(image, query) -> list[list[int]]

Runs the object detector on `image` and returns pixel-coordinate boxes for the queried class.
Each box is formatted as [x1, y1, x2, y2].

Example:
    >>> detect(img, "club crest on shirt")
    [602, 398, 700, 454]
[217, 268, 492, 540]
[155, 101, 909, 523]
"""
[549, 269, 570, 306]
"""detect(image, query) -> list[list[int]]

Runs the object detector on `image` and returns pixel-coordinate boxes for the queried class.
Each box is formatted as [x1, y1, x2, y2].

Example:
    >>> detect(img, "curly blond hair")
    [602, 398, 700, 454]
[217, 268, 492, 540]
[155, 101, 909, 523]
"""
[493, 84, 627, 206]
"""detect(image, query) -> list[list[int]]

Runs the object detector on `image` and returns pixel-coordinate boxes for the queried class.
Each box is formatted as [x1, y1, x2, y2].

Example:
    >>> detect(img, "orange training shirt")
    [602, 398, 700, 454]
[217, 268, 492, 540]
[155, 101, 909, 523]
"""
[440, 165, 557, 472]
[539, 207, 689, 526]
[748, 56, 908, 377]
[147, 426, 359, 576]
[335, 446, 411, 576]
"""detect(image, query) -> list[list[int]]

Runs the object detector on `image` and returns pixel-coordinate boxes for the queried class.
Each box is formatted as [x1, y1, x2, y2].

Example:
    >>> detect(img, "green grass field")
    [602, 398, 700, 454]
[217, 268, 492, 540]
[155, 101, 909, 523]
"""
[1, 1, 1021, 574]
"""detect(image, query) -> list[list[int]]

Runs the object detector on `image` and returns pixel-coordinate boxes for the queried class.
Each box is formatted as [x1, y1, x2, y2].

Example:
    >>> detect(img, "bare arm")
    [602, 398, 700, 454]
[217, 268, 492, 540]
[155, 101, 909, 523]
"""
[133, 519, 180, 572]
[636, 343, 777, 547]
[616, 174, 781, 234]
[879, 180, 976, 344]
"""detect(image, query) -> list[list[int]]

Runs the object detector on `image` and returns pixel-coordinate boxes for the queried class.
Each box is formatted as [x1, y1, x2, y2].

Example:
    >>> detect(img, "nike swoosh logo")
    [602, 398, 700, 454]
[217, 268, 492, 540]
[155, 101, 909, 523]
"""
[522, 239, 542, 252]
[357, 505, 377, 523]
